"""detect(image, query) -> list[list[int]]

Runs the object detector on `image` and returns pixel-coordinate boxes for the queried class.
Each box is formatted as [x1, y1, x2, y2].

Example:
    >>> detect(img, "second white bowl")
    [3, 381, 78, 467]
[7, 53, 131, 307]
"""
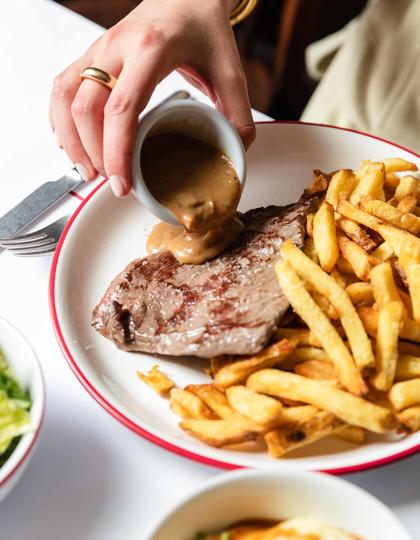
[144, 469, 411, 540]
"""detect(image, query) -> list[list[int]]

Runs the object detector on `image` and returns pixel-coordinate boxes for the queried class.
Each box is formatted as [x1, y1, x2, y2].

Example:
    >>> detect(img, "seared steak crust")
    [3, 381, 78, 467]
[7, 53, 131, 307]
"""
[92, 201, 312, 357]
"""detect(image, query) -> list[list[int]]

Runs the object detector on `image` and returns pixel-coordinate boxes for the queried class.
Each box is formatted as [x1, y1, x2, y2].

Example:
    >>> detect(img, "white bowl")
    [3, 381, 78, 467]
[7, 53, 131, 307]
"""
[131, 99, 246, 225]
[0, 317, 45, 503]
[144, 470, 411, 540]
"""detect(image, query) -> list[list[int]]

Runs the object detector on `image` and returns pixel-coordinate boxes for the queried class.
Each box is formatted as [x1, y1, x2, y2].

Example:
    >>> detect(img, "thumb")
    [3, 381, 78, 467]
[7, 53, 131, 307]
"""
[212, 61, 256, 150]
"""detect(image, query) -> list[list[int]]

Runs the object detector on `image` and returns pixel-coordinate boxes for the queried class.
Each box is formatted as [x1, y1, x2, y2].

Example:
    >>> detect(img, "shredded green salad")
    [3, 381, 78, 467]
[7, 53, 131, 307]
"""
[0, 351, 32, 468]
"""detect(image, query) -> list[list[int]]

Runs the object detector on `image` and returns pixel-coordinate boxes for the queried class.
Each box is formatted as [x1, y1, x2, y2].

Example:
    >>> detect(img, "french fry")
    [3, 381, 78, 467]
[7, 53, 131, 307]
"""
[376, 223, 420, 267]
[185, 384, 236, 420]
[397, 194, 418, 214]
[397, 318, 420, 343]
[334, 426, 366, 444]
[294, 360, 338, 382]
[207, 356, 232, 378]
[170, 388, 216, 420]
[338, 218, 376, 251]
[264, 411, 344, 458]
[371, 302, 403, 391]
[337, 200, 382, 231]
[384, 172, 400, 191]
[406, 264, 420, 321]
[336, 256, 356, 275]
[180, 418, 262, 447]
[345, 282, 374, 305]
[306, 213, 314, 237]
[369, 262, 405, 313]
[360, 198, 420, 235]
[303, 237, 319, 263]
[226, 386, 283, 427]
[371, 242, 394, 262]
[395, 175, 420, 201]
[305, 170, 329, 196]
[337, 232, 375, 281]
[358, 306, 420, 342]
[273, 328, 321, 348]
[389, 379, 420, 411]
[386, 196, 399, 206]
[398, 406, 420, 432]
[213, 339, 296, 388]
[325, 169, 356, 209]
[349, 162, 385, 205]
[275, 258, 367, 394]
[276, 405, 318, 424]
[377, 189, 386, 201]
[397, 289, 412, 317]
[137, 365, 175, 396]
[354, 160, 370, 180]
[292, 347, 332, 363]
[381, 157, 418, 174]
[395, 176, 420, 202]
[330, 268, 348, 288]
[395, 355, 420, 381]
[247, 369, 396, 433]
[312, 201, 339, 272]
[312, 291, 339, 320]
[281, 240, 375, 371]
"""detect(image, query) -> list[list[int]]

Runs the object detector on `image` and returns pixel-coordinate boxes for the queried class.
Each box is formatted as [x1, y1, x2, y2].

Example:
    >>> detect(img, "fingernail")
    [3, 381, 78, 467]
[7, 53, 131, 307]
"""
[109, 175, 124, 197]
[75, 163, 90, 182]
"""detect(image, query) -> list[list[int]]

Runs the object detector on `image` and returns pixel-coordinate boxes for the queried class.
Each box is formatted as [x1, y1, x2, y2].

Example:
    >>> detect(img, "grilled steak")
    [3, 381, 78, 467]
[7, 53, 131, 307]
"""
[92, 201, 313, 357]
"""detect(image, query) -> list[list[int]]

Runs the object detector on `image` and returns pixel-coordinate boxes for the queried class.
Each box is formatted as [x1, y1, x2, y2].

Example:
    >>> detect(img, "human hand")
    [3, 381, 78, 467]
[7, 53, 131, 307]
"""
[49, 0, 255, 197]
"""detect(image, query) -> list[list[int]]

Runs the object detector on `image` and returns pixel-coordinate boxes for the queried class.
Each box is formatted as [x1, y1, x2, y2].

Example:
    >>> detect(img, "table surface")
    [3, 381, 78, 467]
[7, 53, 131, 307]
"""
[0, 1, 419, 539]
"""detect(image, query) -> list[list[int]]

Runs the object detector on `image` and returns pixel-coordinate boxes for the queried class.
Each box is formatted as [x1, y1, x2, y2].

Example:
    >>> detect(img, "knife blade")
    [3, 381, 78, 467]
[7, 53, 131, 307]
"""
[0, 169, 83, 239]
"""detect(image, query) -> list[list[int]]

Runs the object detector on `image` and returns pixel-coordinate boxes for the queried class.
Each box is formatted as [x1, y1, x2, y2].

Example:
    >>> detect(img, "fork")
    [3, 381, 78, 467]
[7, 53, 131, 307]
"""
[0, 215, 70, 257]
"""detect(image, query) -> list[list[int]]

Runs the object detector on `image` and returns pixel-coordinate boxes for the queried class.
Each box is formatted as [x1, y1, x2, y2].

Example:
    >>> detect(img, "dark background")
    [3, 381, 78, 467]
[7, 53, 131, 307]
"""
[57, 0, 368, 118]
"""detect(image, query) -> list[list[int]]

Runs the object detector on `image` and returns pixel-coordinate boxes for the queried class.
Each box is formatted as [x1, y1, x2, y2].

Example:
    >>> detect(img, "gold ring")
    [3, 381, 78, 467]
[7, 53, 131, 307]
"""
[80, 67, 117, 90]
[230, 0, 259, 25]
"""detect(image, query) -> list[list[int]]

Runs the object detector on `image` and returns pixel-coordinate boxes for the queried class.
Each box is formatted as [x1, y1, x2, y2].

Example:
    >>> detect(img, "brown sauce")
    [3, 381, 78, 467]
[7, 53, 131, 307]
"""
[141, 133, 243, 264]
[147, 216, 244, 265]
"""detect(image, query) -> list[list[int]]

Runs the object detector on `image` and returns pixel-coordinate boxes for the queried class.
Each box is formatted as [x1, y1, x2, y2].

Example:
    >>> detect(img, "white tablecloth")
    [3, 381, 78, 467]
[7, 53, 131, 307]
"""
[0, 1, 419, 538]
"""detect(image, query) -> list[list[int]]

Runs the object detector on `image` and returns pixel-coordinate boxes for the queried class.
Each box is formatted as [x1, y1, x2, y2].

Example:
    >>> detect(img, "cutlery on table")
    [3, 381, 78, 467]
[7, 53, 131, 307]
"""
[0, 215, 70, 257]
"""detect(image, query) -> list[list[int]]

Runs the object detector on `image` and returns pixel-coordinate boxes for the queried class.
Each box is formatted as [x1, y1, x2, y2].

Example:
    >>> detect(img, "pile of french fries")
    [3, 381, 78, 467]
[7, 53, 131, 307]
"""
[138, 157, 420, 458]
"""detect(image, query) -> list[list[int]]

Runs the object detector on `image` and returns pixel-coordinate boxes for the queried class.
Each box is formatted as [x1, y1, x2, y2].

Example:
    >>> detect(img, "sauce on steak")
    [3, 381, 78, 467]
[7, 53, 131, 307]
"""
[92, 201, 314, 357]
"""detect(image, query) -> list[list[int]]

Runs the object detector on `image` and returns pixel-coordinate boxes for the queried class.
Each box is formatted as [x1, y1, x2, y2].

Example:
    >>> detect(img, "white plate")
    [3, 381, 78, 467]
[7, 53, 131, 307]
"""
[50, 122, 420, 473]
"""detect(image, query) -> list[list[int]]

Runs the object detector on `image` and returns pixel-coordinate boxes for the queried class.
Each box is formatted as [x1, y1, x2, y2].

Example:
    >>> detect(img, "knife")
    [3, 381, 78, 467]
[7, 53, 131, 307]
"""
[0, 168, 83, 239]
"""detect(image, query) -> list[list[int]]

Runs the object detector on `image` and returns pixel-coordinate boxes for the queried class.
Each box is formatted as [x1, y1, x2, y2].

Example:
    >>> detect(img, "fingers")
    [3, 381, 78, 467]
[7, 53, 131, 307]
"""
[103, 53, 172, 197]
[50, 60, 98, 181]
[209, 29, 256, 149]
[213, 67, 255, 150]
[71, 58, 122, 177]
[71, 81, 109, 177]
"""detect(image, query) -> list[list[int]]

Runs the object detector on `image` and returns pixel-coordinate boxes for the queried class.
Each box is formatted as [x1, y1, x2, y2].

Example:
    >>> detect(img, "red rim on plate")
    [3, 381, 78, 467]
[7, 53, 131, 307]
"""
[49, 121, 420, 474]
